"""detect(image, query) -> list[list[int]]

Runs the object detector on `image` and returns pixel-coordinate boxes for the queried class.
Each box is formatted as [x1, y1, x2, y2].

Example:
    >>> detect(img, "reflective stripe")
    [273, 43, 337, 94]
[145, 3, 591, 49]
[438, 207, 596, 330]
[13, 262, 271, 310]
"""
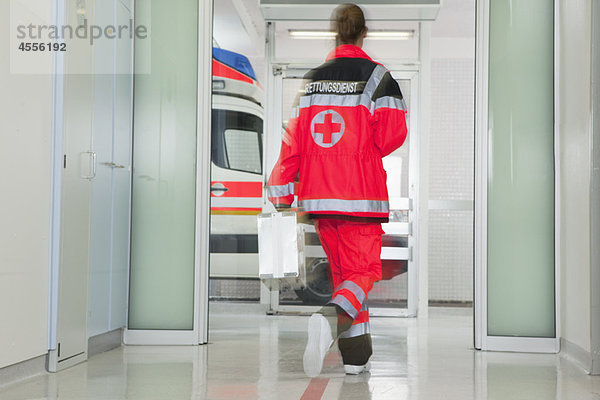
[267, 183, 294, 197]
[290, 107, 299, 119]
[339, 322, 370, 339]
[299, 94, 367, 109]
[330, 295, 359, 319]
[299, 199, 389, 214]
[374, 96, 407, 111]
[354, 310, 369, 324]
[297, 65, 390, 113]
[361, 64, 388, 112]
[335, 281, 367, 306]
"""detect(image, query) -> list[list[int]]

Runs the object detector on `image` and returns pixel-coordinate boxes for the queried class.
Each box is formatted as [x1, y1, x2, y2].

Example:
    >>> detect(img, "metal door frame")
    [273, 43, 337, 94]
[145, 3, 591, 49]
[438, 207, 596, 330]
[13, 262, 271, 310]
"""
[48, 0, 71, 372]
[123, 0, 212, 346]
[474, 0, 560, 353]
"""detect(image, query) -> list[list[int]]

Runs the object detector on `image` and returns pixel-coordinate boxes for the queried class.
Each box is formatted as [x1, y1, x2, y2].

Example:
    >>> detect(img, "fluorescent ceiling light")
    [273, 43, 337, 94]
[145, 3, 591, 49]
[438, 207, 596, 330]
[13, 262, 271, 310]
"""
[288, 30, 415, 40]
[288, 30, 336, 39]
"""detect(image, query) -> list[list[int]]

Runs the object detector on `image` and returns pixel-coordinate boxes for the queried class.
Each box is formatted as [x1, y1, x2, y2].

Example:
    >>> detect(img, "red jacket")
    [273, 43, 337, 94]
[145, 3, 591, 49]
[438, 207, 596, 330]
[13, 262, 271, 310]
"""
[267, 45, 408, 219]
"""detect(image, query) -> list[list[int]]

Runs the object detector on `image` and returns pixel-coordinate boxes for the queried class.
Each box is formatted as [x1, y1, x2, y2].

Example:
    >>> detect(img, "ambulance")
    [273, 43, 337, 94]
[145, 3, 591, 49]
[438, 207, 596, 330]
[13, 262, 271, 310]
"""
[209, 48, 336, 304]
[209, 48, 407, 305]
[210, 47, 264, 281]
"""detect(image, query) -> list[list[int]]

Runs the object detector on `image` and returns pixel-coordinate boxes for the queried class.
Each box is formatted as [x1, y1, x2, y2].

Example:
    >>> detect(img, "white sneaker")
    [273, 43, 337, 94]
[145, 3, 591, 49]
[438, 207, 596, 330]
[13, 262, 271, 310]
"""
[303, 313, 334, 377]
[344, 362, 371, 375]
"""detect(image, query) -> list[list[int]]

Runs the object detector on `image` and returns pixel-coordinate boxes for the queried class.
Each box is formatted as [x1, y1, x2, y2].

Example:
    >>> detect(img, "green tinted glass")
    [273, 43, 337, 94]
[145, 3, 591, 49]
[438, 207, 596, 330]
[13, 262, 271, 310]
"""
[487, 0, 555, 337]
[128, 0, 198, 330]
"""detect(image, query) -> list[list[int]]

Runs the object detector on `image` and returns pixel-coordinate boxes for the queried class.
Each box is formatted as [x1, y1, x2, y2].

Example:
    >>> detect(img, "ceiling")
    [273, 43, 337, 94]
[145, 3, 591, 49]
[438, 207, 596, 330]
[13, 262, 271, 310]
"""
[212, 0, 475, 83]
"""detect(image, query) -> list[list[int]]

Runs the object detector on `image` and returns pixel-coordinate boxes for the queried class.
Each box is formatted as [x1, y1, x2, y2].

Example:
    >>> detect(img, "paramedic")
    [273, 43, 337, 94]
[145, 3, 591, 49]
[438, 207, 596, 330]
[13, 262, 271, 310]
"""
[267, 3, 408, 376]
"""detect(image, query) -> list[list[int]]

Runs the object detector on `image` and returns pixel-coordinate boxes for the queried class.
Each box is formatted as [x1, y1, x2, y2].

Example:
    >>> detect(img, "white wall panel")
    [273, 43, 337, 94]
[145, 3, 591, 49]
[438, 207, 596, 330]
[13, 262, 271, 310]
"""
[591, 0, 600, 375]
[0, 0, 53, 368]
[428, 54, 475, 303]
[558, 0, 593, 353]
[426, 0, 475, 304]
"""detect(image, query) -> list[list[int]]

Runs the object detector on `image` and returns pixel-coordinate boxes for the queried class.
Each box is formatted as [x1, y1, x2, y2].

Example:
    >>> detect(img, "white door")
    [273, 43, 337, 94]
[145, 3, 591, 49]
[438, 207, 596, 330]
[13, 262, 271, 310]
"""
[88, 0, 132, 338]
[48, 1, 96, 372]
[49, 0, 134, 372]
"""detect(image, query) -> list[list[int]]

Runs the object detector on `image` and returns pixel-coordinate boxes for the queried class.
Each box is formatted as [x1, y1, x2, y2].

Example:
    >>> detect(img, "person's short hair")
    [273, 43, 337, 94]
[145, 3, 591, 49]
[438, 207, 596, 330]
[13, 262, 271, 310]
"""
[332, 3, 366, 45]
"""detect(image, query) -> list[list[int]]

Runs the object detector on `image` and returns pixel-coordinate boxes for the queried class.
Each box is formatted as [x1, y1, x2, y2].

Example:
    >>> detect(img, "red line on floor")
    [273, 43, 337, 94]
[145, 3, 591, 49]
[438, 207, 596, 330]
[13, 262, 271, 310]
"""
[323, 351, 340, 367]
[300, 377, 330, 400]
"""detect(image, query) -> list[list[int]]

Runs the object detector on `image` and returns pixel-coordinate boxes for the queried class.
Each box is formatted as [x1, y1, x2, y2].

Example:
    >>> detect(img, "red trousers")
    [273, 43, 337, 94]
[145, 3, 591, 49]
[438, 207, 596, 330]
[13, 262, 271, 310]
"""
[315, 218, 384, 340]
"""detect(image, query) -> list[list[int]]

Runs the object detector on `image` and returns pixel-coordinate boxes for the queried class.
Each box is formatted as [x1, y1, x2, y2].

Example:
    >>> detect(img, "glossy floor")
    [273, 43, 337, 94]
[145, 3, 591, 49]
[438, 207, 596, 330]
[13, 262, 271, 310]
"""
[1, 304, 599, 399]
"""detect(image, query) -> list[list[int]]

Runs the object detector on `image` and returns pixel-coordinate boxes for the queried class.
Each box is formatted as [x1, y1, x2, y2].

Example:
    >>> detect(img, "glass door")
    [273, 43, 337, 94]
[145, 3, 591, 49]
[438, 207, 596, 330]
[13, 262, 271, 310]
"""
[370, 72, 418, 317]
[124, 0, 212, 345]
[475, 0, 558, 352]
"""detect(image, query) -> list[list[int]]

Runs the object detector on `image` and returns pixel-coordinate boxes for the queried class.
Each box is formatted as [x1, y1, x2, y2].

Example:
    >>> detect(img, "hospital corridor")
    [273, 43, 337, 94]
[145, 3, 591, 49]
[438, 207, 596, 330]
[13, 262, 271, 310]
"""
[1, 0, 600, 399]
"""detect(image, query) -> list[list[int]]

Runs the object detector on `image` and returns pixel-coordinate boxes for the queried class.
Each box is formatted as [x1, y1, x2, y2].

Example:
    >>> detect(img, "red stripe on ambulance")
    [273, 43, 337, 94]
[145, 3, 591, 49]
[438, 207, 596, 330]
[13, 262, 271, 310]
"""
[210, 181, 263, 198]
[212, 59, 254, 84]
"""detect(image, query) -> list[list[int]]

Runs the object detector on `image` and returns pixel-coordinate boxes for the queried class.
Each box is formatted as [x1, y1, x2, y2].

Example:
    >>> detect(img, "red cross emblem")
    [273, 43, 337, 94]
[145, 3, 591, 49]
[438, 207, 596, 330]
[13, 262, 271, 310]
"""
[310, 110, 345, 148]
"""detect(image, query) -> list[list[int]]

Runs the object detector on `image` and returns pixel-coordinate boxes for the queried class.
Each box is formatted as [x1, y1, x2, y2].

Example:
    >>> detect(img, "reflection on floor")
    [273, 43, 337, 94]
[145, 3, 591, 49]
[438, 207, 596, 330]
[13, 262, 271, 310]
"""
[1, 303, 599, 399]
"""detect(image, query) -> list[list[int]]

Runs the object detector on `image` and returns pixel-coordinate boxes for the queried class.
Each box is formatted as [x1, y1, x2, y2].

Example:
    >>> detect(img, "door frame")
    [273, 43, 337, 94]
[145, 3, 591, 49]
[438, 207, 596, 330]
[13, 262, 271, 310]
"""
[377, 68, 420, 318]
[194, 0, 213, 345]
[47, 0, 67, 372]
[122, 0, 212, 345]
[260, 62, 420, 317]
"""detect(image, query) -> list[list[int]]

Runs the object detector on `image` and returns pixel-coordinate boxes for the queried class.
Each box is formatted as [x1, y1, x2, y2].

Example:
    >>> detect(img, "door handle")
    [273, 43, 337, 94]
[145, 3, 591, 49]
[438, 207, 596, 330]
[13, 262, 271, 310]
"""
[210, 183, 229, 196]
[80, 151, 96, 180]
